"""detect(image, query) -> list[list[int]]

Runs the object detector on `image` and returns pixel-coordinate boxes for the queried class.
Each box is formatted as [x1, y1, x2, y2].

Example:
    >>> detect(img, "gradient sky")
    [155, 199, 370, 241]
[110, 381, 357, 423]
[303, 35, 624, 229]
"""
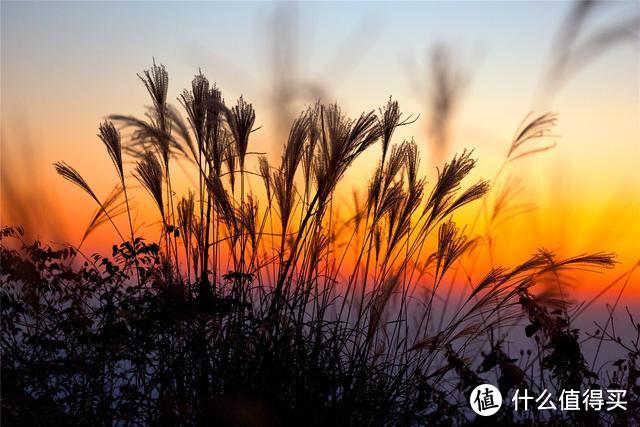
[2, 1, 639, 306]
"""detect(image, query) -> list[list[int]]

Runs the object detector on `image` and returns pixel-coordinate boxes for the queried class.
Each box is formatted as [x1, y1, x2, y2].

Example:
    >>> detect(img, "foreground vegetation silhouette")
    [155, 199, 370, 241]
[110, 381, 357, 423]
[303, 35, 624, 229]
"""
[2, 62, 639, 426]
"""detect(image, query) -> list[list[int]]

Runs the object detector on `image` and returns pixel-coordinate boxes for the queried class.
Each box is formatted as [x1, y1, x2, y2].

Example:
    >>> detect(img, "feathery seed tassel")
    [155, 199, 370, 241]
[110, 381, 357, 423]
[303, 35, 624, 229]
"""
[134, 152, 165, 221]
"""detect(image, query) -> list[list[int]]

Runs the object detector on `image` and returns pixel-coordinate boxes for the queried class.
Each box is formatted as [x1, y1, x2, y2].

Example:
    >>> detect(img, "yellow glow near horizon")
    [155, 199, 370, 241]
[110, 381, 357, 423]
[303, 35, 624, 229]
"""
[2, 1, 638, 299]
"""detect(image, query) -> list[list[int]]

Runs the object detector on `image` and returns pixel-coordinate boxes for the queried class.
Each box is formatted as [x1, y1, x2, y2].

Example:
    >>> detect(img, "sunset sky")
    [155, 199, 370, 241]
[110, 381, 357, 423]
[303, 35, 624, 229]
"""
[2, 1, 639, 301]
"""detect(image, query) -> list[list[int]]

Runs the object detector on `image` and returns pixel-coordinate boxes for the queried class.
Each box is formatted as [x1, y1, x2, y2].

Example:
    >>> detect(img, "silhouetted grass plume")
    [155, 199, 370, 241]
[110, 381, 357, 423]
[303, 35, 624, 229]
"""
[2, 59, 638, 427]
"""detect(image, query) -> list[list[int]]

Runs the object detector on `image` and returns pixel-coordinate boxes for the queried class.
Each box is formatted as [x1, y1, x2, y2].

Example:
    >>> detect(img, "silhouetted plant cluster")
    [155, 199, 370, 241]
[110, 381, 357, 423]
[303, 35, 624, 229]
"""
[2, 63, 638, 426]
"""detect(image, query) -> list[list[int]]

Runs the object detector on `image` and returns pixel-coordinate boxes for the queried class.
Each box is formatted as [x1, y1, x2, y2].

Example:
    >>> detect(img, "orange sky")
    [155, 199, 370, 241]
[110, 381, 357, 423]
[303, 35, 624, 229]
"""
[2, 1, 639, 303]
